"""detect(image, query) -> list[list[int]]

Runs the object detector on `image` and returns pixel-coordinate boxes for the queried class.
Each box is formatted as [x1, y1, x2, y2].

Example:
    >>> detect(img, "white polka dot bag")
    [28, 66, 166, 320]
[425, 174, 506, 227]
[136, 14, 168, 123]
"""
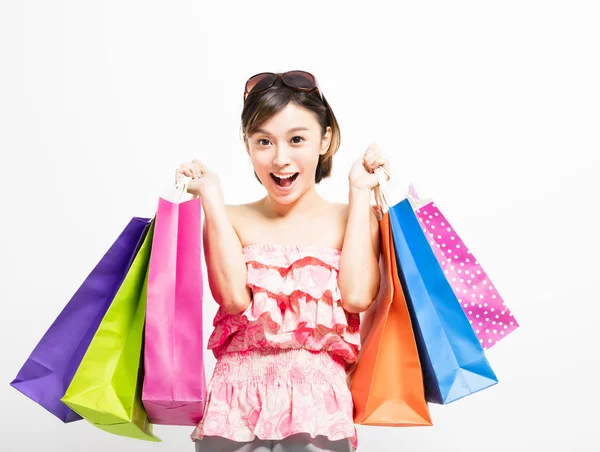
[407, 183, 519, 350]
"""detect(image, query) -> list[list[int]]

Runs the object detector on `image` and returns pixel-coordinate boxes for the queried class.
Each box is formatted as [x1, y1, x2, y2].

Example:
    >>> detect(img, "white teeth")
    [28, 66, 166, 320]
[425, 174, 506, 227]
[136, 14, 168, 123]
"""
[272, 173, 297, 179]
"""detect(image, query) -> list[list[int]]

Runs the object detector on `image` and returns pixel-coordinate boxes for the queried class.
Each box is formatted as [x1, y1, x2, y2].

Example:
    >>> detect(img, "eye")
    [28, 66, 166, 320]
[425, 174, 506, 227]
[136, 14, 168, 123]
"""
[256, 136, 304, 146]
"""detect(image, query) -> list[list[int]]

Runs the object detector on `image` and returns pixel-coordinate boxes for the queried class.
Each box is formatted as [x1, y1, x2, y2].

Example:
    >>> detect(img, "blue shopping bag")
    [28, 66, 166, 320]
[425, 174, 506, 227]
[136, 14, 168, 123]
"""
[373, 168, 497, 404]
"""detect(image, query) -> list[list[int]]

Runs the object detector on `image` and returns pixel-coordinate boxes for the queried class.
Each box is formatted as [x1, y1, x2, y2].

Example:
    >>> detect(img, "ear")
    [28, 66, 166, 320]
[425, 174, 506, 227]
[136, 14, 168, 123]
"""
[320, 126, 332, 155]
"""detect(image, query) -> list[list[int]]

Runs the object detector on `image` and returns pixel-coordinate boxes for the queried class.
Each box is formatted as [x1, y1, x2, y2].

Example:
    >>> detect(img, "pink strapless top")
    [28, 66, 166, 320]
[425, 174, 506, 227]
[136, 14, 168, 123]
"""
[207, 243, 361, 364]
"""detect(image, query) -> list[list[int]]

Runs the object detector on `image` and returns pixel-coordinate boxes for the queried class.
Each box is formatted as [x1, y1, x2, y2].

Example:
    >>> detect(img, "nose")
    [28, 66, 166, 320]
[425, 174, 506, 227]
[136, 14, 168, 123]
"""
[272, 144, 292, 168]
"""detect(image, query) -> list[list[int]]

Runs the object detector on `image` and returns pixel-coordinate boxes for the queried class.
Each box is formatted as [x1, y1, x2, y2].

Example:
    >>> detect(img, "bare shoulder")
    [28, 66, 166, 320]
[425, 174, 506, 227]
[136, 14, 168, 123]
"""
[223, 201, 263, 241]
[224, 203, 244, 221]
[224, 201, 255, 222]
[225, 200, 263, 216]
[327, 201, 351, 226]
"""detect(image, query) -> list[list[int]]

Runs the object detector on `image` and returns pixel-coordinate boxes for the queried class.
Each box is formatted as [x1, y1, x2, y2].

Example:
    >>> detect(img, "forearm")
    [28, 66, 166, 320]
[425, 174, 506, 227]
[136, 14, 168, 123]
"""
[201, 190, 252, 315]
[338, 186, 380, 313]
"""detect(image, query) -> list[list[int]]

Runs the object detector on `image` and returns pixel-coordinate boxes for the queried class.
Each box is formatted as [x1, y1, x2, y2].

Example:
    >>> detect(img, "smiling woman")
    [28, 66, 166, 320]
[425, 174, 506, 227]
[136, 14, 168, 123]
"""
[186, 70, 385, 452]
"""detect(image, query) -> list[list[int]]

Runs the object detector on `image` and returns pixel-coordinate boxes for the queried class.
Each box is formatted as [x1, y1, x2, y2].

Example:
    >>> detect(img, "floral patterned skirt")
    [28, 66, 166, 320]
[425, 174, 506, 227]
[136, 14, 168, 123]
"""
[190, 347, 358, 449]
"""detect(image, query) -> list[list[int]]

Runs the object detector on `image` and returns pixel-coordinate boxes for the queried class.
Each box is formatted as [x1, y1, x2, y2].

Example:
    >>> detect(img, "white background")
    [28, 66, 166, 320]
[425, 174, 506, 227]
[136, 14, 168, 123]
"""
[1, 1, 599, 451]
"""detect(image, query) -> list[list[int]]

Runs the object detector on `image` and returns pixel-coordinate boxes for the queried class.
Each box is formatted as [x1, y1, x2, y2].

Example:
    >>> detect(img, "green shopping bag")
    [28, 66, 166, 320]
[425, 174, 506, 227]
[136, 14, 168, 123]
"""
[61, 220, 160, 442]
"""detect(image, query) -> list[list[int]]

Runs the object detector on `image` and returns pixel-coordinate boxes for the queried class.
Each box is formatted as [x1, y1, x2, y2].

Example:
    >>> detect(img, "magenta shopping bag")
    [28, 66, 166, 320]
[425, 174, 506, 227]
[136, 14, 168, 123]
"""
[408, 184, 519, 349]
[142, 176, 206, 425]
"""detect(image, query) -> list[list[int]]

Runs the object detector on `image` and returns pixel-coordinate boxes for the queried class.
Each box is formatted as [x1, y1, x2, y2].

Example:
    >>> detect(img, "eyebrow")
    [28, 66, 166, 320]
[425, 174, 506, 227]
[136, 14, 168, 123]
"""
[254, 126, 310, 135]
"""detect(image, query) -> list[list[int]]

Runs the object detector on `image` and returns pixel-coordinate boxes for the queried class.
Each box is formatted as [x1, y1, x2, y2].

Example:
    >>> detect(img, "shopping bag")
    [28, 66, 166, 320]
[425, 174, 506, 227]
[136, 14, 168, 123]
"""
[349, 204, 431, 426]
[142, 175, 206, 425]
[373, 168, 498, 405]
[407, 183, 519, 349]
[10, 217, 151, 423]
[61, 220, 160, 441]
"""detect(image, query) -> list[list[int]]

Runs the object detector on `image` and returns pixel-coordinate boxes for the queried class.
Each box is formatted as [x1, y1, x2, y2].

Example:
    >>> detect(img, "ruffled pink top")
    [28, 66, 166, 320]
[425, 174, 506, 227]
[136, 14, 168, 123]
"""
[208, 243, 361, 362]
[191, 243, 361, 449]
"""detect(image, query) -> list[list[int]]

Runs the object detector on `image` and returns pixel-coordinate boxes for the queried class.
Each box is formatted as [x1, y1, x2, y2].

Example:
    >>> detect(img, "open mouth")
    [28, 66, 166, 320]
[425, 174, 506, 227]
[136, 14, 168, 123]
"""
[270, 172, 299, 188]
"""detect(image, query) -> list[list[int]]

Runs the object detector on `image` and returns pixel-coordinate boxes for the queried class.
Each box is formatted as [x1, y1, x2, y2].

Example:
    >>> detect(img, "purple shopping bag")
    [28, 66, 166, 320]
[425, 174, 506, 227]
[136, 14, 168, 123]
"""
[142, 176, 206, 425]
[10, 217, 151, 422]
[408, 184, 519, 349]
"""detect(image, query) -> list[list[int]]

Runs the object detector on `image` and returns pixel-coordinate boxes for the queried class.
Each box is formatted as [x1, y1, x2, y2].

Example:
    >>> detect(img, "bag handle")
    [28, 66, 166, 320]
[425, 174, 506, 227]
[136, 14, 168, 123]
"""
[171, 174, 192, 203]
[374, 166, 402, 217]
[373, 167, 391, 218]
[373, 166, 419, 217]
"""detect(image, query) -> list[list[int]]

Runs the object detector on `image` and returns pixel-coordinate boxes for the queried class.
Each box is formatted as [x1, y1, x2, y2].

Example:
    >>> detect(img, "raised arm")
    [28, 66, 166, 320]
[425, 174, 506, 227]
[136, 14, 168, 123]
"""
[177, 160, 252, 315]
[201, 197, 252, 315]
[338, 143, 388, 313]
[338, 187, 381, 314]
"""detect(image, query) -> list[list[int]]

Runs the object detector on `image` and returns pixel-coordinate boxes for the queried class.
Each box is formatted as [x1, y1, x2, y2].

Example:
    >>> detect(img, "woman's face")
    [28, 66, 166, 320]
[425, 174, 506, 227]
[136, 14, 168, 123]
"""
[246, 102, 332, 205]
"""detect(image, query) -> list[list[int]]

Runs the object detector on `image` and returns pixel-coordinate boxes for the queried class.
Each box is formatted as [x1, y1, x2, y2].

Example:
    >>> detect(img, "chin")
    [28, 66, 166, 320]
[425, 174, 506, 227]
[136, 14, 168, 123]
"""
[268, 188, 304, 204]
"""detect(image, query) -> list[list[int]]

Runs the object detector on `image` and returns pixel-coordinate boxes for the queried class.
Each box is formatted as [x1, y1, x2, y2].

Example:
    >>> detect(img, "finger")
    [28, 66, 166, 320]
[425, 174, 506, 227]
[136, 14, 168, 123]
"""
[364, 156, 378, 169]
[192, 161, 205, 174]
[368, 149, 382, 160]
[366, 147, 382, 161]
[370, 145, 381, 155]
[176, 168, 189, 179]
[366, 155, 378, 166]
[373, 159, 390, 176]
[363, 144, 377, 156]
[363, 160, 375, 173]
[364, 151, 378, 161]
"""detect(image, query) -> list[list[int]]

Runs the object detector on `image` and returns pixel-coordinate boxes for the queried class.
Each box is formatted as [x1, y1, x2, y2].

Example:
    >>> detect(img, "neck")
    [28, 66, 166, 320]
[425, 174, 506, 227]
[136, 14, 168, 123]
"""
[261, 184, 325, 219]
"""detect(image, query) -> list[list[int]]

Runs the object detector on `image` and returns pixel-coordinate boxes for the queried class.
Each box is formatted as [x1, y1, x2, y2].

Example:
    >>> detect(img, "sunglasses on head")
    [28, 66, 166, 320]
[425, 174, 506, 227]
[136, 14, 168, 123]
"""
[243, 70, 324, 103]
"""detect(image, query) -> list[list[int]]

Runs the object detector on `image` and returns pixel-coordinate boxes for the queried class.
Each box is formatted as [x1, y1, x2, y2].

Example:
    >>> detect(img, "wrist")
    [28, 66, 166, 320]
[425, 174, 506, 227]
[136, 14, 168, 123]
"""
[348, 174, 373, 191]
[198, 181, 222, 195]
[349, 185, 373, 206]
[200, 187, 223, 203]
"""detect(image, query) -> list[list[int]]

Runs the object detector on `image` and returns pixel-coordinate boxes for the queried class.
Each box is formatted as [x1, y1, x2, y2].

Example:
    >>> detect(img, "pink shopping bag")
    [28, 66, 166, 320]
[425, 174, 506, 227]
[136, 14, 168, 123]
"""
[408, 183, 519, 349]
[142, 176, 206, 425]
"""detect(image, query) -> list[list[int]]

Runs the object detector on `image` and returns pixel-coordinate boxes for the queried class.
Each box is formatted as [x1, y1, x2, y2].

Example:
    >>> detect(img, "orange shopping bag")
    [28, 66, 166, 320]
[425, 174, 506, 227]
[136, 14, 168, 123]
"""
[349, 209, 432, 426]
